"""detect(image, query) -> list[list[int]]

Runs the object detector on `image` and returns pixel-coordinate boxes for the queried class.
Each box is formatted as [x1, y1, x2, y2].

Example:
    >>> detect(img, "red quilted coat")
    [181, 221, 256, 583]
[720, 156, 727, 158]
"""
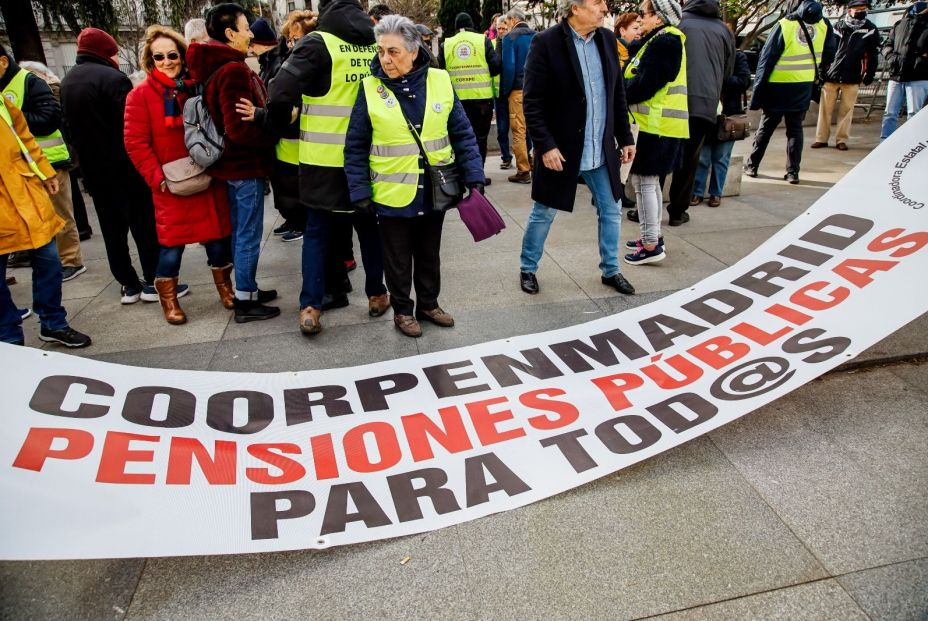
[124, 70, 231, 247]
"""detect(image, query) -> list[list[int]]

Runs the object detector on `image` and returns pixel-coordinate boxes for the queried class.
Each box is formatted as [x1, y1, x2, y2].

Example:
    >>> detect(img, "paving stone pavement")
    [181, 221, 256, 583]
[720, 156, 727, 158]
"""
[1, 119, 926, 620]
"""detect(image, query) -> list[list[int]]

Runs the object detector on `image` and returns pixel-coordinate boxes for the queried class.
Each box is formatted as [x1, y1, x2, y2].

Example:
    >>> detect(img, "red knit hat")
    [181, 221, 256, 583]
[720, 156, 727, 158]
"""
[77, 28, 120, 68]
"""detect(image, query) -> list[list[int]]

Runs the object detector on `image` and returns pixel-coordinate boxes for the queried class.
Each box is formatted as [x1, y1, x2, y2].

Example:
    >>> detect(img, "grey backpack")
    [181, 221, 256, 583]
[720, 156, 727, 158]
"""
[183, 72, 224, 168]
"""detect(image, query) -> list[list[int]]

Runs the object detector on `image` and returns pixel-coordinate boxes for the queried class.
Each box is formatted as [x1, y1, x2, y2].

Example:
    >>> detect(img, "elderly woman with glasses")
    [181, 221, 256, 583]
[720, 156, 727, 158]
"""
[344, 15, 484, 338]
[124, 25, 233, 325]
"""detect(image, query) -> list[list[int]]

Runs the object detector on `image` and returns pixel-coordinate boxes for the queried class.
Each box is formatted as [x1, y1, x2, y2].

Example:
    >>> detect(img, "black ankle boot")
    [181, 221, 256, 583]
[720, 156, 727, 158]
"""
[233, 299, 281, 323]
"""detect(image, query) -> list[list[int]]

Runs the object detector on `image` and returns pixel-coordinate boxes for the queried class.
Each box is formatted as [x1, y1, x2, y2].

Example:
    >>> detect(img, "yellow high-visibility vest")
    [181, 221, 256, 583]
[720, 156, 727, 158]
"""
[2, 68, 70, 165]
[769, 18, 827, 83]
[624, 26, 689, 139]
[443, 31, 493, 100]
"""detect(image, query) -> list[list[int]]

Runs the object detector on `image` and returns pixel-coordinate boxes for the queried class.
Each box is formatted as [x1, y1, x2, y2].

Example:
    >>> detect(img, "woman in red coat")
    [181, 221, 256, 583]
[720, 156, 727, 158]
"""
[124, 25, 233, 325]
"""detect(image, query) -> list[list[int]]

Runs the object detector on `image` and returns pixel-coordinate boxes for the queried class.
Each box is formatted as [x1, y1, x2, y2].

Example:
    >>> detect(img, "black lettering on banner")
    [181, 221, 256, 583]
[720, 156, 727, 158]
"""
[284, 385, 353, 424]
[481, 348, 564, 387]
[122, 386, 195, 428]
[549, 329, 649, 372]
[356, 373, 419, 412]
[29, 375, 114, 419]
[387, 467, 462, 522]
[778, 244, 833, 266]
[539, 429, 598, 473]
[422, 360, 490, 398]
[646, 393, 718, 433]
[710, 357, 795, 401]
[800, 214, 874, 250]
[465, 453, 531, 507]
[731, 261, 810, 297]
[321, 482, 393, 535]
[250, 491, 315, 540]
[207, 391, 274, 434]
[682, 290, 754, 326]
[638, 314, 709, 351]
[595, 415, 662, 454]
[781, 328, 851, 363]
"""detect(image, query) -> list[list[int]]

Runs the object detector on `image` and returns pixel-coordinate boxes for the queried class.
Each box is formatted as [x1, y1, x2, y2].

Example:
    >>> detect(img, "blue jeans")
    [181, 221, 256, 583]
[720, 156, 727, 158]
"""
[881, 80, 928, 140]
[520, 164, 621, 277]
[227, 178, 265, 295]
[156, 237, 233, 278]
[1, 239, 69, 344]
[495, 96, 511, 162]
[693, 140, 736, 198]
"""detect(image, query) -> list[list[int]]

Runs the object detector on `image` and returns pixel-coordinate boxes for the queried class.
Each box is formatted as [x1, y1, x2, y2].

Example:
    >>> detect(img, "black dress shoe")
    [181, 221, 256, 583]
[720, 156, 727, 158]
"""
[668, 212, 690, 226]
[743, 164, 758, 178]
[321, 292, 349, 311]
[784, 172, 800, 184]
[601, 273, 635, 295]
[257, 289, 278, 303]
[520, 271, 539, 294]
[626, 209, 639, 223]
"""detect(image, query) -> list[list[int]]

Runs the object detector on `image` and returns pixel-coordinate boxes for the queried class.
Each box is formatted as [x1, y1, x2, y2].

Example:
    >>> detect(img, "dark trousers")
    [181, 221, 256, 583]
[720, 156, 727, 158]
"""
[1, 239, 68, 344]
[379, 212, 444, 316]
[748, 110, 806, 175]
[668, 116, 716, 219]
[461, 99, 494, 165]
[90, 183, 160, 288]
[69, 169, 90, 234]
[270, 161, 307, 231]
[495, 96, 511, 161]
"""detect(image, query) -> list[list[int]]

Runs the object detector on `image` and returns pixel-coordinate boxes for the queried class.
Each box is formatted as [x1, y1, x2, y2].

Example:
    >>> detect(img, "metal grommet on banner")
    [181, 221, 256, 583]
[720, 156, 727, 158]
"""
[314, 536, 330, 548]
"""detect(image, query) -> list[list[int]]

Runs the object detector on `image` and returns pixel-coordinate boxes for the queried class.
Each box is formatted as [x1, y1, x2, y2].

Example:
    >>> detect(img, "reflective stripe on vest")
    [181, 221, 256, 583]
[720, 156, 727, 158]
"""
[443, 31, 493, 100]
[276, 138, 299, 165]
[2, 68, 70, 164]
[0, 102, 48, 181]
[624, 26, 690, 139]
[769, 19, 827, 84]
[362, 69, 455, 208]
[299, 32, 376, 167]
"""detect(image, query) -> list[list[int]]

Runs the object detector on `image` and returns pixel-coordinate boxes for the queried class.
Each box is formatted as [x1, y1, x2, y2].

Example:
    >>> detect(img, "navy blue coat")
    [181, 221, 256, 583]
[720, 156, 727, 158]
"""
[344, 49, 484, 218]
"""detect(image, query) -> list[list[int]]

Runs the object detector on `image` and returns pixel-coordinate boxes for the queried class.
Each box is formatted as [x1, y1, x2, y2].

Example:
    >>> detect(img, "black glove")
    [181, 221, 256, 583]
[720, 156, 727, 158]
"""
[468, 183, 485, 195]
[353, 198, 374, 214]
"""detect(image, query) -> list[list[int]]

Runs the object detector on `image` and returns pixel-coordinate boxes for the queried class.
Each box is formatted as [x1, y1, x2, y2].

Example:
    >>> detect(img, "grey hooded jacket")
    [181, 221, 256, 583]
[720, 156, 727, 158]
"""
[677, 0, 735, 122]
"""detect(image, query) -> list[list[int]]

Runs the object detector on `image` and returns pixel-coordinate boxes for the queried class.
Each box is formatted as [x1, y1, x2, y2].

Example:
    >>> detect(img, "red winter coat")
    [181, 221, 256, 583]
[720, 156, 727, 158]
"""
[124, 71, 231, 247]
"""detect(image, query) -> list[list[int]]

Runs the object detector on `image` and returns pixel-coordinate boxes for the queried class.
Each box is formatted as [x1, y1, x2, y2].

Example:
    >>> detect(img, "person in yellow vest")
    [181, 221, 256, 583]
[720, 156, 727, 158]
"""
[345, 15, 486, 338]
[0, 46, 86, 283]
[623, 0, 688, 266]
[745, 0, 835, 184]
[0, 98, 91, 347]
[265, 0, 390, 336]
[439, 12, 501, 183]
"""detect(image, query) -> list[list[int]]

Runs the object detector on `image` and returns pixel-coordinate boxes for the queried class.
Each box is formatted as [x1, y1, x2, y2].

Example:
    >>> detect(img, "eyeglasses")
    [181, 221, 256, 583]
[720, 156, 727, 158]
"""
[152, 52, 180, 62]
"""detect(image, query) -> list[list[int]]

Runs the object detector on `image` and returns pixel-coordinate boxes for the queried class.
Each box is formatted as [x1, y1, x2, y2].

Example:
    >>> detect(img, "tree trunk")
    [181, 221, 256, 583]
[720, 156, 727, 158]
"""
[0, 0, 48, 63]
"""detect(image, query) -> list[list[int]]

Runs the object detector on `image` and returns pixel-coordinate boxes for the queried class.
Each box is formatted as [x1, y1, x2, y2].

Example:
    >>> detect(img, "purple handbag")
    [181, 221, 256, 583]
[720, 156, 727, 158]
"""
[457, 189, 506, 242]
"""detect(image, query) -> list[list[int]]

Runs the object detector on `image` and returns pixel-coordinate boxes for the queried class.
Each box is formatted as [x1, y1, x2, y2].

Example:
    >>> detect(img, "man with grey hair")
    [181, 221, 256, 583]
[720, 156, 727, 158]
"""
[518, 0, 636, 296]
[184, 18, 209, 43]
[500, 7, 535, 183]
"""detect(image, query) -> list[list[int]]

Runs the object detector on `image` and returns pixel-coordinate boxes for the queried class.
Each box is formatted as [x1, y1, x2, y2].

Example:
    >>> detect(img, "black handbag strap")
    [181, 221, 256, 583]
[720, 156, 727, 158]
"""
[795, 20, 821, 82]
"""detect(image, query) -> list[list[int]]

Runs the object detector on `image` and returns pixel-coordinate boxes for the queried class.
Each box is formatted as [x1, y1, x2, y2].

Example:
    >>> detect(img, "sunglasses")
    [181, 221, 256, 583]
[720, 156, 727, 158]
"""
[152, 52, 180, 62]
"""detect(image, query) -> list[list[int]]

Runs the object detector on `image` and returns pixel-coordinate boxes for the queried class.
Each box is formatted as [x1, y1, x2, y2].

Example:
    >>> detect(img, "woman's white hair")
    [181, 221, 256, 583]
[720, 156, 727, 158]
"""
[184, 18, 208, 43]
[19, 61, 60, 84]
[374, 14, 421, 52]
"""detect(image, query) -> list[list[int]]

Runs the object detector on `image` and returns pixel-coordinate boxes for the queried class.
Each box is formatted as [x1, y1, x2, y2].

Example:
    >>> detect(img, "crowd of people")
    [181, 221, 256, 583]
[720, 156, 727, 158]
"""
[1, 0, 926, 348]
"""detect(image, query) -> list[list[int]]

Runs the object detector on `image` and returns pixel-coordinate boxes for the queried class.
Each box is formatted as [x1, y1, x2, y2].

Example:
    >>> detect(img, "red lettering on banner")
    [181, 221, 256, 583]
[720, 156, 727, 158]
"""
[246, 443, 307, 484]
[12, 427, 94, 471]
[832, 258, 898, 288]
[402, 406, 473, 462]
[521, 388, 580, 430]
[166, 437, 236, 485]
[866, 228, 928, 258]
[591, 373, 644, 411]
[790, 281, 850, 311]
[687, 336, 751, 370]
[641, 354, 704, 389]
[309, 434, 339, 480]
[467, 397, 526, 445]
[95, 431, 158, 484]
[732, 319, 792, 346]
[765, 303, 813, 325]
[343, 422, 402, 473]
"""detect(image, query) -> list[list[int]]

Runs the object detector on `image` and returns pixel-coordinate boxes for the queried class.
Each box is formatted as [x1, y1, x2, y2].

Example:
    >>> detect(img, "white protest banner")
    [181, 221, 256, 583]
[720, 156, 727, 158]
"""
[1, 111, 927, 560]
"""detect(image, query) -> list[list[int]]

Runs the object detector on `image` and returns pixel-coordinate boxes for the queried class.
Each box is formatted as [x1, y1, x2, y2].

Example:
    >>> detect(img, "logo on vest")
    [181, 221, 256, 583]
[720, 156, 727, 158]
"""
[432, 102, 443, 113]
[385, 97, 396, 108]
[3, 92, 16, 104]
[796, 26, 815, 46]
[455, 43, 474, 60]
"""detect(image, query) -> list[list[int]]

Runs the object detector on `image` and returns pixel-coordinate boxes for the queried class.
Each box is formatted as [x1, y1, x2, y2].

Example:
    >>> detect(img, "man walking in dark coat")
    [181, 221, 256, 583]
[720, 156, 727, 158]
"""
[518, 0, 636, 296]
[664, 0, 734, 227]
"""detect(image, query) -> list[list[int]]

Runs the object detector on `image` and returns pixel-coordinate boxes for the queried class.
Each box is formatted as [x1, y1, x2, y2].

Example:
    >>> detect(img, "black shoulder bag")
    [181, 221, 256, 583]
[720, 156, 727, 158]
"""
[797, 20, 825, 104]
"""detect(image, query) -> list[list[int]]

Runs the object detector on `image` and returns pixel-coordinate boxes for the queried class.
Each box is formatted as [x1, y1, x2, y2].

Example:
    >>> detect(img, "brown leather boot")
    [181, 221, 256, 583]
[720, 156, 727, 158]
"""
[299, 306, 322, 335]
[154, 277, 187, 325]
[393, 314, 422, 337]
[211, 264, 234, 309]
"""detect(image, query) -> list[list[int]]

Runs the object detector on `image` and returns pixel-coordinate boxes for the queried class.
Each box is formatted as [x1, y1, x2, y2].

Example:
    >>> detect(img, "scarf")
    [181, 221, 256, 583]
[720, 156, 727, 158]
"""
[844, 14, 866, 29]
[150, 68, 195, 129]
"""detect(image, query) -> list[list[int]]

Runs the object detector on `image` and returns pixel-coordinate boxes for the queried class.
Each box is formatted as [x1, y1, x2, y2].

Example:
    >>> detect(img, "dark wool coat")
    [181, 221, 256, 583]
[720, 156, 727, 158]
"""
[124, 73, 232, 247]
[523, 20, 634, 212]
[186, 42, 276, 180]
[882, 8, 928, 83]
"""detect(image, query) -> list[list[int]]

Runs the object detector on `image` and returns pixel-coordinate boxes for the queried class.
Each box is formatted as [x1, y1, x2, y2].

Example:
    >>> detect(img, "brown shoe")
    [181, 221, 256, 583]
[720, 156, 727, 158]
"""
[707, 195, 721, 208]
[368, 293, 390, 317]
[508, 171, 531, 184]
[416, 306, 454, 327]
[154, 277, 187, 325]
[210, 263, 235, 309]
[689, 195, 703, 206]
[299, 306, 322, 335]
[836, 142, 848, 151]
[810, 142, 828, 149]
[394, 314, 422, 337]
